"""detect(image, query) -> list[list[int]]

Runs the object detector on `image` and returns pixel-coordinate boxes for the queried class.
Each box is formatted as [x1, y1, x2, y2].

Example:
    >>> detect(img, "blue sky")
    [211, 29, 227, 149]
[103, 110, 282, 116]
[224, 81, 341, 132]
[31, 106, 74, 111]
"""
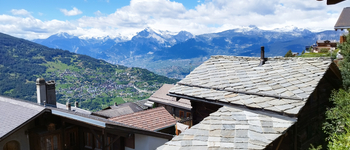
[0, 0, 348, 40]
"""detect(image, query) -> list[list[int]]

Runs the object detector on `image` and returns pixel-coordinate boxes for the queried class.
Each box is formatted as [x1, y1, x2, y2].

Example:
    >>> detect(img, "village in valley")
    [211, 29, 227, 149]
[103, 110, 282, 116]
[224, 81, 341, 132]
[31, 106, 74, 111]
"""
[2, 0, 350, 150]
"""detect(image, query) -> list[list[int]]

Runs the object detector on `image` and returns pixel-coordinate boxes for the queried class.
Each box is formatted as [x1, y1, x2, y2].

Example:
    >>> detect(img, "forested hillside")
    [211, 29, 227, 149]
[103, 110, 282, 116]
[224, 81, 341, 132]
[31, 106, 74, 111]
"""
[0, 32, 178, 111]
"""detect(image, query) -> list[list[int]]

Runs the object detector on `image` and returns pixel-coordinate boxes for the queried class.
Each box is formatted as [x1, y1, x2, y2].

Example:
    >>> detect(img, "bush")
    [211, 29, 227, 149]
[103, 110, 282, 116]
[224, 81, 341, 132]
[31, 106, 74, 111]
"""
[320, 48, 329, 53]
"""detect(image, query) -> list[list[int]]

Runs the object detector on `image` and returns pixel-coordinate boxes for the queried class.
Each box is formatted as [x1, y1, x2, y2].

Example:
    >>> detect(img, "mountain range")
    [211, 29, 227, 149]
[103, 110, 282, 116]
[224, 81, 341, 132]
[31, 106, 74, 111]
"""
[33, 26, 345, 78]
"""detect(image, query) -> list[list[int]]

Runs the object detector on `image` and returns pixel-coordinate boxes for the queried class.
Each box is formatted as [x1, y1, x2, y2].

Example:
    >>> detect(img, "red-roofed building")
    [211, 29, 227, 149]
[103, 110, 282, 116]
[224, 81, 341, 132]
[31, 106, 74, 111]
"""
[109, 107, 176, 133]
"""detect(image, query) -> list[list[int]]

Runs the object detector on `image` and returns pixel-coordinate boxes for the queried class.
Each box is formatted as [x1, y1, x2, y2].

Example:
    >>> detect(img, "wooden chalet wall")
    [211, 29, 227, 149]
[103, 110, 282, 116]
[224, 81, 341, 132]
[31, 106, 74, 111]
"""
[28, 113, 126, 150]
[266, 66, 342, 150]
[191, 101, 222, 125]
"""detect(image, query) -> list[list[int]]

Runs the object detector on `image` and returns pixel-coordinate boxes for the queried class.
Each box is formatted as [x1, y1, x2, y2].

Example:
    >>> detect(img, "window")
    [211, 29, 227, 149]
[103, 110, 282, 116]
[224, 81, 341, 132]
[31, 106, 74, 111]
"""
[84, 132, 92, 148]
[69, 132, 76, 146]
[95, 135, 102, 150]
[3, 140, 20, 150]
[186, 112, 191, 118]
[179, 110, 184, 118]
[40, 134, 60, 150]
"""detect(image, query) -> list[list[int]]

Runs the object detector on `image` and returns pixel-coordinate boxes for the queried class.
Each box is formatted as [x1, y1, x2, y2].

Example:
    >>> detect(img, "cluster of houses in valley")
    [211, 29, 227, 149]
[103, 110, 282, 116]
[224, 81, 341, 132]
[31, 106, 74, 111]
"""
[1, 5, 350, 150]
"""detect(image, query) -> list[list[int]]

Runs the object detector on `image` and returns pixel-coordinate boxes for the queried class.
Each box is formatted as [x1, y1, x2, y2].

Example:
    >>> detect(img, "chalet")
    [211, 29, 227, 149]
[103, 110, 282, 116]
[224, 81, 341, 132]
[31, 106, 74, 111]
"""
[0, 78, 173, 150]
[313, 40, 337, 53]
[147, 84, 192, 127]
[158, 48, 341, 149]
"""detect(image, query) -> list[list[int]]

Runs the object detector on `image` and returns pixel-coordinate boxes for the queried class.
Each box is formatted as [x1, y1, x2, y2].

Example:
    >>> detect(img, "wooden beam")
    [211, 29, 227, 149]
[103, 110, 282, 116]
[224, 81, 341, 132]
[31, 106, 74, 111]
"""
[89, 127, 102, 145]
[276, 133, 287, 150]
[104, 136, 120, 149]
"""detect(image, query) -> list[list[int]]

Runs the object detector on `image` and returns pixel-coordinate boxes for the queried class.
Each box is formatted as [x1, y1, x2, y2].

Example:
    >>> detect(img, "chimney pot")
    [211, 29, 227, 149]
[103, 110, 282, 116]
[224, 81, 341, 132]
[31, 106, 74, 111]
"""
[75, 101, 79, 108]
[36, 78, 46, 105]
[259, 46, 266, 66]
[261, 46, 265, 60]
[66, 102, 71, 111]
[45, 80, 57, 107]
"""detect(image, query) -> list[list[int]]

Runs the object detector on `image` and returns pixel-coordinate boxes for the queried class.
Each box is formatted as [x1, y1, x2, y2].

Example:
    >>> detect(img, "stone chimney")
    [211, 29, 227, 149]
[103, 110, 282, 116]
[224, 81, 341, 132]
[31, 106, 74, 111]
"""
[45, 80, 57, 107]
[36, 78, 47, 105]
[36, 78, 57, 107]
[75, 101, 79, 108]
[259, 46, 266, 66]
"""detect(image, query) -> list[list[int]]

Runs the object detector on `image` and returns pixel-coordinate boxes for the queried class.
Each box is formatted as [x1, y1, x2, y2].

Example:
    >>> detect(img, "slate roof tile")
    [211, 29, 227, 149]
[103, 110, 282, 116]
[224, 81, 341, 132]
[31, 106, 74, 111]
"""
[158, 106, 296, 150]
[109, 107, 176, 131]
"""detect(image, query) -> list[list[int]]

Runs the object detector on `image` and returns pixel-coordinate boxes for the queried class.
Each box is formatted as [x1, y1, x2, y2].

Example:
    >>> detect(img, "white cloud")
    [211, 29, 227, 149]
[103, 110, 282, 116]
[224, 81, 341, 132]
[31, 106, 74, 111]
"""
[10, 9, 31, 16]
[60, 7, 82, 16]
[1, 0, 349, 40]
[94, 10, 103, 16]
[0, 14, 76, 39]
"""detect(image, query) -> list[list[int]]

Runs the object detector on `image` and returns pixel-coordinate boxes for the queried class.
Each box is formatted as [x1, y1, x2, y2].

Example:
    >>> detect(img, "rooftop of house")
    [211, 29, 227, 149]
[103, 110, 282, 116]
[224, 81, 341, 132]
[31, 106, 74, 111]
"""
[92, 102, 144, 118]
[316, 40, 338, 44]
[148, 84, 191, 110]
[335, 7, 350, 30]
[109, 107, 176, 131]
[0, 95, 173, 141]
[0, 96, 48, 140]
[159, 55, 339, 149]
[133, 99, 149, 110]
[158, 106, 295, 149]
[169, 56, 333, 116]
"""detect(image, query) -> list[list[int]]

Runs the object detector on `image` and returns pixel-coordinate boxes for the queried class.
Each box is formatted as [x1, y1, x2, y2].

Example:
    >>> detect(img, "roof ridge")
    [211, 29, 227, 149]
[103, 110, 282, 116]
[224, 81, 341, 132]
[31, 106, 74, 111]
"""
[177, 83, 304, 100]
[210, 55, 332, 61]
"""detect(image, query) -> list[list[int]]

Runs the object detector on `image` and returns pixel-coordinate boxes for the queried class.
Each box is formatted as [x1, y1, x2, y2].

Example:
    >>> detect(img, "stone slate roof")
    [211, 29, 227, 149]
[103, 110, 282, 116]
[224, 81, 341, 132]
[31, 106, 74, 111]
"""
[92, 102, 144, 118]
[169, 56, 331, 115]
[149, 84, 192, 110]
[335, 7, 350, 30]
[159, 56, 335, 149]
[133, 99, 149, 110]
[158, 106, 295, 150]
[109, 107, 176, 131]
[0, 96, 48, 140]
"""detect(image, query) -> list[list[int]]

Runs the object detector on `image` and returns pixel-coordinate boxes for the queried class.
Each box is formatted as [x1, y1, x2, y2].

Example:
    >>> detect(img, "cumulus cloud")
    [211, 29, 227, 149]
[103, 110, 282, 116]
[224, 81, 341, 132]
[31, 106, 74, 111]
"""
[11, 9, 31, 16]
[1, 0, 349, 40]
[0, 14, 76, 39]
[60, 7, 82, 16]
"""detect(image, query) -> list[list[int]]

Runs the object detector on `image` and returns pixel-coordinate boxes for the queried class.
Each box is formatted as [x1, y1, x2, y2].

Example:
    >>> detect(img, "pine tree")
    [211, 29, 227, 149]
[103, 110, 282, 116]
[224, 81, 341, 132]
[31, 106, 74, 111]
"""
[284, 50, 293, 57]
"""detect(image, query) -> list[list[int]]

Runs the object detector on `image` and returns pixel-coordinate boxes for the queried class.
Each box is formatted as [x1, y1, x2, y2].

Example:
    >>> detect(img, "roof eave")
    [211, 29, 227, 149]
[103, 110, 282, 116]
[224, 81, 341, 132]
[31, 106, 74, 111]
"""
[154, 123, 176, 132]
[148, 98, 192, 110]
[335, 26, 350, 30]
[167, 93, 299, 119]
[105, 123, 174, 140]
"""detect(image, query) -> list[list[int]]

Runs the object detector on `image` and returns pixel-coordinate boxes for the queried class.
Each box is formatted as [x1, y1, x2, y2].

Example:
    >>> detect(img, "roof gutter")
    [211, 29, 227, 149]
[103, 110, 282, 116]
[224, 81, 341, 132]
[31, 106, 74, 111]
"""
[105, 123, 174, 140]
[154, 123, 176, 132]
[52, 110, 106, 128]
